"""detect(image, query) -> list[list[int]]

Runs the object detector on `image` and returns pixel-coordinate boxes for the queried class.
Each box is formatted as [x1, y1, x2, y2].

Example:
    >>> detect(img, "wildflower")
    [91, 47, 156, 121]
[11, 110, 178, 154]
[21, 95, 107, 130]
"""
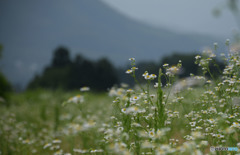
[196, 126, 202, 130]
[121, 108, 127, 113]
[67, 95, 84, 104]
[150, 94, 155, 98]
[224, 127, 235, 134]
[82, 120, 96, 130]
[166, 66, 180, 76]
[121, 83, 128, 88]
[190, 122, 196, 127]
[191, 131, 203, 139]
[132, 96, 139, 101]
[208, 118, 215, 124]
[90, 149, 103, 153]
[126, 106, 139, 114]
[200, 141, 208, 146]
[117, 127, 124, 133]
[126, 89, 133, 93]
[126, 69, 133, 74]
[129, 58, 135, 61]
[149, 129, 155, 138]
[206, 80, 212, 84]
[195, 55, 201, 60]
[80, 86, 90, 92]
[210, 53, 216, 58]
[132, 123, 141, 128]
[163, 63, 169, 67]
[43, 143, 52, 149]
[73, 149, 88, 153]
[54, 150, 63, 155]
[231, 122, 240, 128]
[144, 74, 151, 80]
[144, 73, 157, 80]
[22, 139, 31, 144]
[131, 67, 138, 70]
[142, 141, 154, 148]
[150, 74, 157, 80]
[52, 139, 62, 144]
[142, 71, 148, 77]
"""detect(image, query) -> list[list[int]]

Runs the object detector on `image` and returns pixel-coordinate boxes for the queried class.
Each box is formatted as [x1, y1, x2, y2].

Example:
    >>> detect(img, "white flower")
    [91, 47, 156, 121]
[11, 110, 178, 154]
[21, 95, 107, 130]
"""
[141, 141, 154, 148]
[121, 108, 127, 113]
[142, 71, 148, 77]
[126, 106, 140, 114]
[43, 143, 52, 149]
[150, 74, 157, 80]
[132, 96, 139, 101]
[126, 89, 133, 93]
[195, 55, 201, 60]
[149, 129, 155, 138]
[54, 150, 63, 155]
[231, 122, 240, 128]
[190, 122, 196, 127]
[200, 141, 208, 146]
[68, 95, 84, 104]
[73, 149, 88, 153]
[52, 139, 61, 144]
[163, 63, 169, 67]
[144, 73, 157, 80]
[126, 69, 133, 74]
[166, 66, 180, 75]
[80, 86, 90, 92]
[131, 67, 138, 70]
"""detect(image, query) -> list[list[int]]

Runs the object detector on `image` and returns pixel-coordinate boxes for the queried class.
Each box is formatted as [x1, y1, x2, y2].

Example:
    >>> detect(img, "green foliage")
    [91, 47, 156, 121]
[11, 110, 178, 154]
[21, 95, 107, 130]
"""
[0, 72, 12, 104]
[28, 47, 119, 91]
[0, 44, 12, 105]
[0, 90, 111, 154]
[51, 47, 71, 67]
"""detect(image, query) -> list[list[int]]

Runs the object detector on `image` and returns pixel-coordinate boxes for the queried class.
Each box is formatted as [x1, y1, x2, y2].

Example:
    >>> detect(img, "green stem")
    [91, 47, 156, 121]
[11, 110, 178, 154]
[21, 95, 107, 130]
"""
[132, 71, 145, 92]
[157, 69, 165, 128]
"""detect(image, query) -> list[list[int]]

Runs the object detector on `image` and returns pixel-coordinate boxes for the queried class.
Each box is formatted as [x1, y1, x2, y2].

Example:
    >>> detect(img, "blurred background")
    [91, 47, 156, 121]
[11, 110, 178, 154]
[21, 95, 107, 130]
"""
[0, 0, 239, 93]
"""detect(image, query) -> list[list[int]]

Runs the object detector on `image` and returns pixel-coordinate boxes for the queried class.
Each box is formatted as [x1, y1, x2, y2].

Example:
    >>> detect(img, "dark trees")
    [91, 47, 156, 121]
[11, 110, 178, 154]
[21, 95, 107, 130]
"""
[28, 47, 119, 91]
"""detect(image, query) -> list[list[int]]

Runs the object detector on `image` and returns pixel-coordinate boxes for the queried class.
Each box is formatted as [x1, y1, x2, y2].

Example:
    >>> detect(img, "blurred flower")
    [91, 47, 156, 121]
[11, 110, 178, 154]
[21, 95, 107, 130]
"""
[80, 86, 90, 92]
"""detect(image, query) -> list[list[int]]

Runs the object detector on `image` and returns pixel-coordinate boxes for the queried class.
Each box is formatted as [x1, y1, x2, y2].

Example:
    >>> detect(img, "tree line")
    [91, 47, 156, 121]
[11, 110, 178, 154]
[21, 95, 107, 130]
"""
[27, 47, 119, 91]
[0, 44, 12, 105]
[28, 47, 225, 91]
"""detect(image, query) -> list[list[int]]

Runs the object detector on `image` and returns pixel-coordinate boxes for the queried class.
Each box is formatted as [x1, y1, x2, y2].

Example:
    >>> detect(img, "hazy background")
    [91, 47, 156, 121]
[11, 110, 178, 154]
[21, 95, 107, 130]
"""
[0, 0, 239, 90]
[102, 0, 239, 37]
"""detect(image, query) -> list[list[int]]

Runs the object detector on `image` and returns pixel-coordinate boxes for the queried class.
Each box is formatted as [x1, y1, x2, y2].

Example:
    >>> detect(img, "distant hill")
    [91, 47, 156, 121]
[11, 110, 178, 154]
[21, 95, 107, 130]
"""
[0, 0, 221, 89]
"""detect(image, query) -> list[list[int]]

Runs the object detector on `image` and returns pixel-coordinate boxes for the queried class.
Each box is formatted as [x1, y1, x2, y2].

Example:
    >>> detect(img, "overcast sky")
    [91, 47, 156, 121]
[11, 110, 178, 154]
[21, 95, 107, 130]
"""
[102, 0, 240, 38]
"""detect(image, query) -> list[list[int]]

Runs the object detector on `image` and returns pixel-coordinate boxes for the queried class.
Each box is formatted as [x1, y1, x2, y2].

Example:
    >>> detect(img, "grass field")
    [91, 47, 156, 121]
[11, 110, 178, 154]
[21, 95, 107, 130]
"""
[0, 90, 113, 154]
[1, 44, 240, 155]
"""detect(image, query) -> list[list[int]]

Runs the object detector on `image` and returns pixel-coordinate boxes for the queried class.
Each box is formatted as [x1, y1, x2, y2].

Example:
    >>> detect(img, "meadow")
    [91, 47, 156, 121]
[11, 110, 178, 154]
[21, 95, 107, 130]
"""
[0, 41, 240, 155]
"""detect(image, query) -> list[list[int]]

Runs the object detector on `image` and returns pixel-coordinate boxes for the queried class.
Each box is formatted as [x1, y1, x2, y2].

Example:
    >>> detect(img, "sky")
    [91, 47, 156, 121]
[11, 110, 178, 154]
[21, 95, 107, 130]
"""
[102, 0, 240, 38]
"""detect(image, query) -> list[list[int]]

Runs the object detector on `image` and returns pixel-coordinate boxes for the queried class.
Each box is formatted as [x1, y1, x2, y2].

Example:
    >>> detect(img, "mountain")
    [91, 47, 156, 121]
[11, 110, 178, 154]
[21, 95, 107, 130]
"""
[0, 0, 221, 89]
